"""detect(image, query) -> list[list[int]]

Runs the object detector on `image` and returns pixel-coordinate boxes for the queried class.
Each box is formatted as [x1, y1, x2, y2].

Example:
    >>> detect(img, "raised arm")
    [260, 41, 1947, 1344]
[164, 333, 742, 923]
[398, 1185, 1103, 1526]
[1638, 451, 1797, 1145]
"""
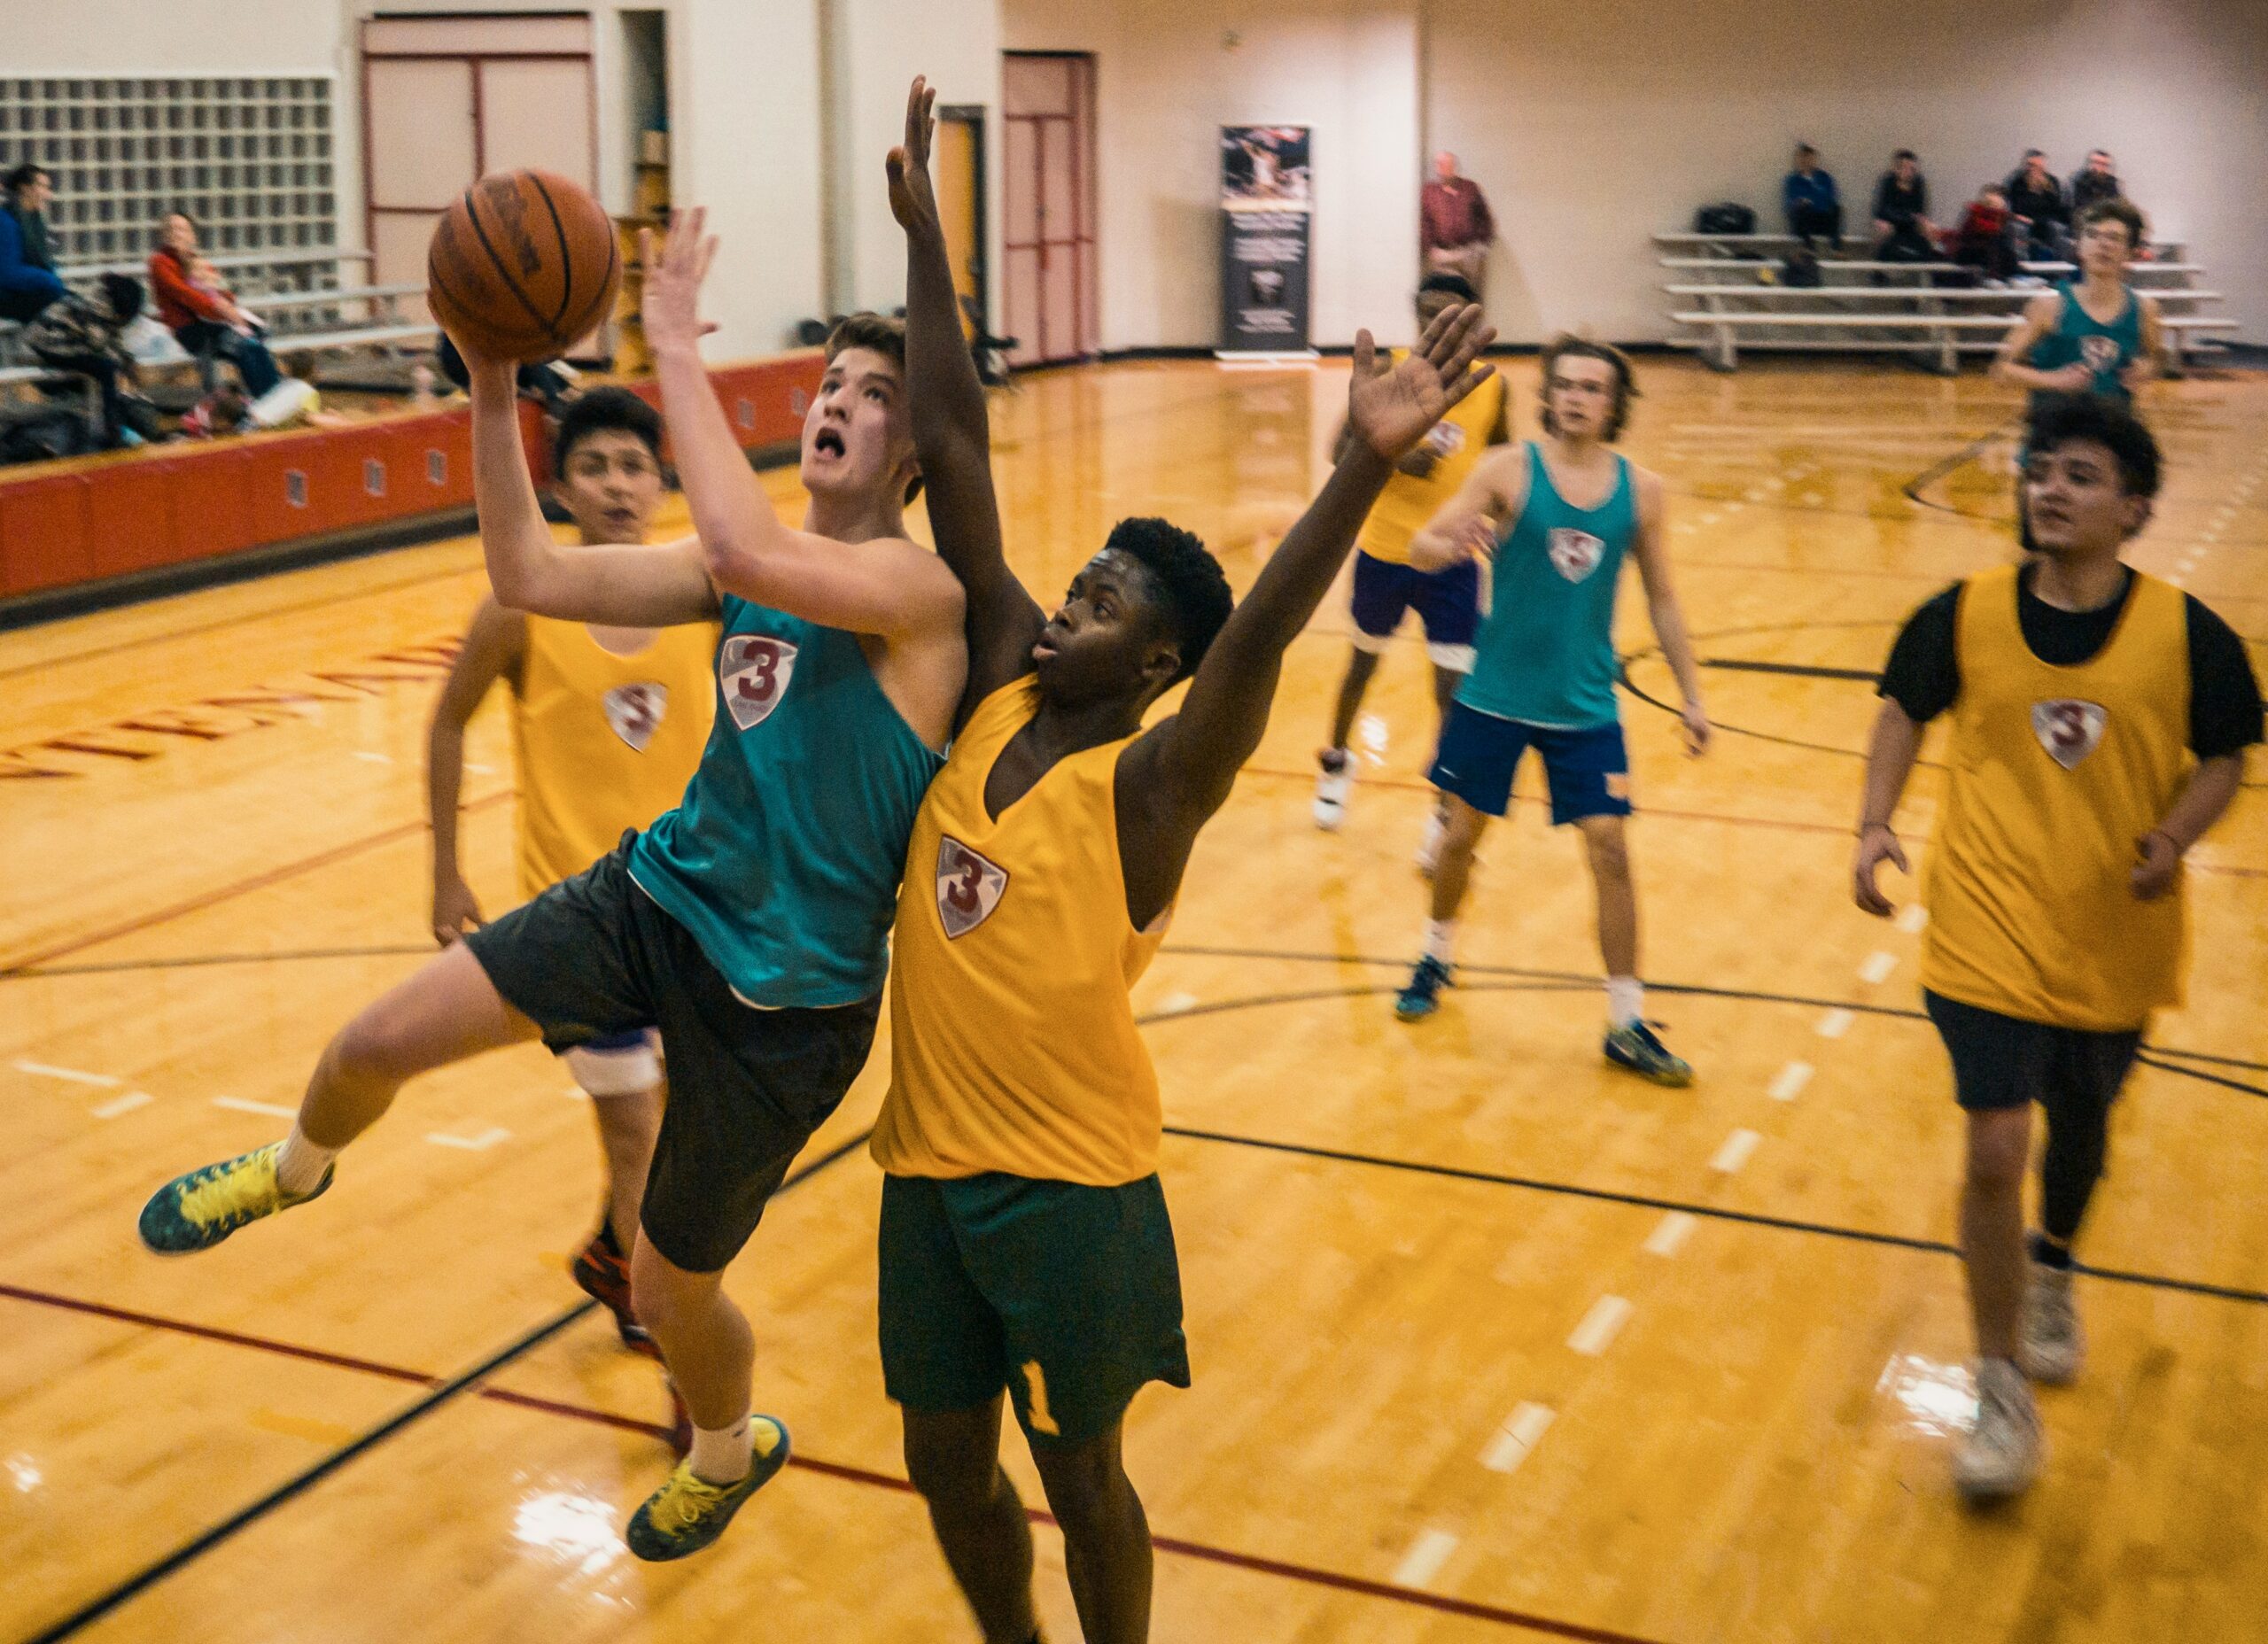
[463, 351, 718, 624]
[1135, 305, 1495, 822]
[425, 596, 524, 944]
[641, 208, 962, 638]
[889, 76, 1045, 708]
[1629, 468, 1711, 754]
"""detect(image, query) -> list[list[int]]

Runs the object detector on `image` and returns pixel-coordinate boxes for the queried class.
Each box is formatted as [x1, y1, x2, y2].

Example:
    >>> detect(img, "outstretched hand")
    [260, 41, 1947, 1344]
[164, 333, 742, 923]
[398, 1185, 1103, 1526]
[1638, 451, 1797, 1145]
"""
[639, 207, 719, 356]
[1347, 303, 1497, 462]
[887, 77, 941, 237]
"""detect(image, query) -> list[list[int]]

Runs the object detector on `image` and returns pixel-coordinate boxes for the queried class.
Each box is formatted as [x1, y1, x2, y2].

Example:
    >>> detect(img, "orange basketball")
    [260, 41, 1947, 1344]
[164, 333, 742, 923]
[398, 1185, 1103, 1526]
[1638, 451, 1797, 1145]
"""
[427, 169, 621, 363]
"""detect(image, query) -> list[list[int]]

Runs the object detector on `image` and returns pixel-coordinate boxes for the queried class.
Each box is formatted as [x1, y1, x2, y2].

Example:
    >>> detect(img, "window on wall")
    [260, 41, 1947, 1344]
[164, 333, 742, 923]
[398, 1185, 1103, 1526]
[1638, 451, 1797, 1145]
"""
[0, 76, 338, 267]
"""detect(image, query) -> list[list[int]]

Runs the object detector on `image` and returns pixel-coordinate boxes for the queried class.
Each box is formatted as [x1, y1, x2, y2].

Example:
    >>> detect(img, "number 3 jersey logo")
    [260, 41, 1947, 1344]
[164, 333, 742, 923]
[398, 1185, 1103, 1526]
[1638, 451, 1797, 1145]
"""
[1546, 527, 1606, 583]
[936, 835, 1009, 939]
[2032, 699, 2108, 769]
[719, 635, 799, 730]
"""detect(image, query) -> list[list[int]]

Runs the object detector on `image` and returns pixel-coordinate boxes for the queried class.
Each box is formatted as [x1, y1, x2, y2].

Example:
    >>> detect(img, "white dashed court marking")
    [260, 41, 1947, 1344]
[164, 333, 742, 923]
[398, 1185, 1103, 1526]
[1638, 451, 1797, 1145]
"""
[352, 751, 392, 764]
[1153, 992, 1200, 1016]
[1767, 1061, 1814, 1103]
[214, 1097, 298, 1118]
[12, 1060, 121, 1088]
[91, 1091, 153, 1120]
[1897, 903, 1929, 934]
[1392, 1528, 1461, 1589]
[1643, 1211, 1697, 1256]
[1710, 1128, 1762, 1175]
[1567, 1294, 1635, 1357]
[1858, 950, 1898, 985]
[1817, 1008, 1854, 1039]
[1480, 1402, 1557, 1474]
[426, 1127, 511, 1151]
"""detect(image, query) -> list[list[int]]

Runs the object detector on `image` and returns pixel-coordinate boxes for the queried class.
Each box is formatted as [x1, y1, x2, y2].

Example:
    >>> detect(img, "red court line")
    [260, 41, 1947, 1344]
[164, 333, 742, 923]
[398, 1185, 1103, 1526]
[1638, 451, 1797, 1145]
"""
[0, 1277, 1671, 1644]
[0, 787, 515, 973]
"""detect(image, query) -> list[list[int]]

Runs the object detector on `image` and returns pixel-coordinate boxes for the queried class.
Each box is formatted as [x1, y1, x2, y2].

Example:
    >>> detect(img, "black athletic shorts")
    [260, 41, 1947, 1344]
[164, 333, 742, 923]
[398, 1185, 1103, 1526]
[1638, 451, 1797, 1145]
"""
[1923, 989, 2143, 1114]
[465, 835, 881, 1272]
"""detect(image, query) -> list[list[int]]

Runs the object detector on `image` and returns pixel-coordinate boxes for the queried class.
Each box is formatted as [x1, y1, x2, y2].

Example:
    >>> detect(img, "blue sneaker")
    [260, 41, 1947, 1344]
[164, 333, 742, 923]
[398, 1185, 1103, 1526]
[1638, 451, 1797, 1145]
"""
[1604, 1020, 1693, 1087]
[1395, 956, 1452, 1020]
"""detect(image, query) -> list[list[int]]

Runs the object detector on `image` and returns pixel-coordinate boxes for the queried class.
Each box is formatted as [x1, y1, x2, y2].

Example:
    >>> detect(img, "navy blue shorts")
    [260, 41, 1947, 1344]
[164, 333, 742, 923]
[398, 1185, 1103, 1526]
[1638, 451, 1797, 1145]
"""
[1427, 702, 1632, 824]
[1348, 551, 1480, 663]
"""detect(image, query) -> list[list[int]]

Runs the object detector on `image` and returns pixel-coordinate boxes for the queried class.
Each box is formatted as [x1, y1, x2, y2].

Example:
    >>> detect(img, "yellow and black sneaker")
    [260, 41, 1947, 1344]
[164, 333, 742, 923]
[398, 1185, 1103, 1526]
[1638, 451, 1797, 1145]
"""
[624, 1415, 790, 1562]
[138, 1143, 333, 1254]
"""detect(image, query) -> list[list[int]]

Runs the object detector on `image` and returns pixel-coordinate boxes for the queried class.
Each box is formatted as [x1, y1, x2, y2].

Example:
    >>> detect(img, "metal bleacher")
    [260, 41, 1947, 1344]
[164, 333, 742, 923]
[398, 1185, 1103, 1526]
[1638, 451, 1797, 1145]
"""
[1653, 231, 2236, 372]
[51, 249, 438, 367]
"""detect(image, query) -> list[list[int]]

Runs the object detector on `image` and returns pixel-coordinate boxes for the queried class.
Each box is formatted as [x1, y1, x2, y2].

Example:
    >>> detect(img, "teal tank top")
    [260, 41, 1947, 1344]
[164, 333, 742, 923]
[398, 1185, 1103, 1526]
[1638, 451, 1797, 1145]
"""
[1457, 442, 1635, 730]
[629, 596, 944, 1008]
[2027, 282, 2140, 406]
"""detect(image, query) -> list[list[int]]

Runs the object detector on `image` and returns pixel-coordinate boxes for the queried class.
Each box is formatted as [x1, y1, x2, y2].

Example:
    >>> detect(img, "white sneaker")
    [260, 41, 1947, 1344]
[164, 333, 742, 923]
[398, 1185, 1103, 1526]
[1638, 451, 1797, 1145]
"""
[1313, 755, 1352, 830]
[1954, 1358, 2043, 1500]
[2017, 1260, 2083, 1384]
[1414, 807, 1447, 876]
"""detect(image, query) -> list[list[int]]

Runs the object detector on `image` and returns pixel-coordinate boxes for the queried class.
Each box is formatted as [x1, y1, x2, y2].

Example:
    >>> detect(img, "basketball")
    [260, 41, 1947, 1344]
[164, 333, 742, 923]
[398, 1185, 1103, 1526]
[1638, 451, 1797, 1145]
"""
[426, 168, 621, 362]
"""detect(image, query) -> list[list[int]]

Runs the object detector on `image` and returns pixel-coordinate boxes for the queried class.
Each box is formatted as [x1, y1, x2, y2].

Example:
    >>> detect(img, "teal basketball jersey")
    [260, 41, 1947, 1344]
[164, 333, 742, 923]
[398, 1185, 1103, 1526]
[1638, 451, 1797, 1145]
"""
[1458, 441, 1636, 730]
[2027, 282, 2141, 405]
[630, 596, 944, 1008]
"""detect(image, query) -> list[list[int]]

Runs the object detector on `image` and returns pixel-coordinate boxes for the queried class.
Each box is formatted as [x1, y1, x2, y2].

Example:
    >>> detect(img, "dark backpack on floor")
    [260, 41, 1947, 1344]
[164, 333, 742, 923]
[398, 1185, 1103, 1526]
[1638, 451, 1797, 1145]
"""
[1696, 202, 1756, 236]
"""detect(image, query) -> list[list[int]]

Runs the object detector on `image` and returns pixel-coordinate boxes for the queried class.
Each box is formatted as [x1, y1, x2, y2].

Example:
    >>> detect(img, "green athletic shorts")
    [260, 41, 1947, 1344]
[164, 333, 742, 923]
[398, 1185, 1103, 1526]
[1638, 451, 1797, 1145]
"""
[878, 1171, 1191, 1447]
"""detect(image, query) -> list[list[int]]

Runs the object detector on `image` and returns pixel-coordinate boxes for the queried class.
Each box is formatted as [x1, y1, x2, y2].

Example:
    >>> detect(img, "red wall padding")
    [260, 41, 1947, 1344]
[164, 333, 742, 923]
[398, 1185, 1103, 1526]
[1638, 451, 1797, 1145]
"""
[0, 349, 823, 601]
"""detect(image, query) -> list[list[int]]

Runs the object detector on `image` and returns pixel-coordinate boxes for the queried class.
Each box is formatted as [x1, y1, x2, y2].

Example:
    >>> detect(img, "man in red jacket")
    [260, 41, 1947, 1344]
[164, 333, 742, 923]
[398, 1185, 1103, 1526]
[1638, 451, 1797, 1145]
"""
[149, 211, 280, 396]
[1421, 152, 1495, 300]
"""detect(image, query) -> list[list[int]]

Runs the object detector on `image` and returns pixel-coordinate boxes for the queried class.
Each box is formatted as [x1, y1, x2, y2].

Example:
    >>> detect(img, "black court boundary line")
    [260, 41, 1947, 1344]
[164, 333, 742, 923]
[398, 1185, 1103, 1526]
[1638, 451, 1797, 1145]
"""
[20, 1127, 874, 1644]
[1154, 942, 2268, 1083]
[2, 944, 436, 980]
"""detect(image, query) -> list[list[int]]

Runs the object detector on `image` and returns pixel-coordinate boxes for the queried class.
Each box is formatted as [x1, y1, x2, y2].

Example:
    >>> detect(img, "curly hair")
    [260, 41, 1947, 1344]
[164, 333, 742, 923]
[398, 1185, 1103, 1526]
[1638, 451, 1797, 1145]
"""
[2025, 393, 2162, 498]
[2078, 197, 2146, 252]
[1104, 516, 1233, 685]
[554, 385, 664, 473]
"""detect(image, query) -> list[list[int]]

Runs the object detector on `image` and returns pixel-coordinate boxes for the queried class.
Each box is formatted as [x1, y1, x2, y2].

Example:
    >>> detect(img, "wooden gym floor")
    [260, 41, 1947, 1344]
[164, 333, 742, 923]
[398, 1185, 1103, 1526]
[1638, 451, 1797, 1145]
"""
[4, 355, 2265, 1643]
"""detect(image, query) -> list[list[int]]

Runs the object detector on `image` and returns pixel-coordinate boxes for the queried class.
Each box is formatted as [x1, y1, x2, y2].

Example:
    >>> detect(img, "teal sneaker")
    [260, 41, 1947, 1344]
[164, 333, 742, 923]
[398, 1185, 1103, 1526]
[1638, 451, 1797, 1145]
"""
[625, 1415, 791, 1561]
[139, 1142, 333, 1253]
[1395, 956, 1452, 1021]
[1604, 1020, 1693, 1087]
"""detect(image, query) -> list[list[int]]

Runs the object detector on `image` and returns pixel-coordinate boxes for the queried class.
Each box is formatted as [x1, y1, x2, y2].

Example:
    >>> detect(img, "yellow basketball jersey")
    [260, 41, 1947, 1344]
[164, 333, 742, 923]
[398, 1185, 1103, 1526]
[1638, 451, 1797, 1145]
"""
[512, 615, 719, 898]
[871, 679, 1169, 1186]
[1921, 564, 2191, 1030]
[1356, 354, 1507, 565]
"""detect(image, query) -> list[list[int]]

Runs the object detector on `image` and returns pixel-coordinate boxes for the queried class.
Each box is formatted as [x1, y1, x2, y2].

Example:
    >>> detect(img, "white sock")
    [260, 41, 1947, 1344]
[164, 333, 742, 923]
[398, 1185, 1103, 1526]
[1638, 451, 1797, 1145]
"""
[1605, 975, 1643, 1028]
[1424, 919, 1456, 964]
[689, 1412, 754, 1483]
[274, 1123, 338, 1195]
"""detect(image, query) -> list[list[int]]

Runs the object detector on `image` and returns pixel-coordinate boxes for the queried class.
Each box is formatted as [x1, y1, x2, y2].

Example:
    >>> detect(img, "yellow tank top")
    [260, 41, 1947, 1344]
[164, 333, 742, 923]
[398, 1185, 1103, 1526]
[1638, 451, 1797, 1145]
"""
[871, 679, 1169, 1185]
[1356, 354, 1507, 565]
[1921, 564, 2191, 1029]
[511, 614, 719, 898]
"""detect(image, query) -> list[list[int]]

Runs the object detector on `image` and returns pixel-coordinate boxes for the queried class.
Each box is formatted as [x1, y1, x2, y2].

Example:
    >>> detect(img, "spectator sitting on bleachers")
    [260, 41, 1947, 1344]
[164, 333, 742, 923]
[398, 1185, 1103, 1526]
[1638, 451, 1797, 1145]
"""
[2071, 148, 2121, 214]
[148, 211, 280, 397]
[1783, 143, 1842, 247]
[0, 163, 66, 323]
[2002, 149, 2070, 260]
[1870, 150, 1936, 262]
[1945, 184, 2020, 285]
[21, 272, 157, 448]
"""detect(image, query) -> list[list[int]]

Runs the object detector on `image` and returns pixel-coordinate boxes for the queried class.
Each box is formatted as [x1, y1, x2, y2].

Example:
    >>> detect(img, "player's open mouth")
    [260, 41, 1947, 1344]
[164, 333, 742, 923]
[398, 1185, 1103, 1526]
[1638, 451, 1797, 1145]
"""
[812, 429, 846, 459]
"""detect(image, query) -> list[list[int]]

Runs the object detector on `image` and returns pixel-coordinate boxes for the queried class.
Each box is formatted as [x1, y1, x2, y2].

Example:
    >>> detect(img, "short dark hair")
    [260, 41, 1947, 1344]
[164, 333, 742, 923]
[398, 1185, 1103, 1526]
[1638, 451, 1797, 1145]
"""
[554, 386, 664, 473]
[822, 312, 921, 503]
[2023, 148, 2046, 161]
[1794, 143, 1817, 158]
[98, 272, 143, 323]
[4, 162, 50, 195]
[1539, 333, 1639, 443]
[1105, 516, 1233, 686]
[2079, 197, 2145, 249]
[1893, 149, 1917, 163]
[1417, 271, 1477, 303]
[2026, 394, 2162, 498]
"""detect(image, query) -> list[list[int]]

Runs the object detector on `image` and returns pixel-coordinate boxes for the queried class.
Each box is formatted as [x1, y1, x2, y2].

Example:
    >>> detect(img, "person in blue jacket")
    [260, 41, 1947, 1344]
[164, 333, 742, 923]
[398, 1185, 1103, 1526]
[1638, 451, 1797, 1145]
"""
[1783, 143, 1842, 247]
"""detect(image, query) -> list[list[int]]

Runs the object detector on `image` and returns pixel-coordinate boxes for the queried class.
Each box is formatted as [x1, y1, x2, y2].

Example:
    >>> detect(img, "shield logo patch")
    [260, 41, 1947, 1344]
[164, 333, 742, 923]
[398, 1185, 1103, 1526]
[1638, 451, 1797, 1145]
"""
[602, 682, 668, 752]
[2031, 700, 2108, 769]
[2080, 335, 2120, 373]
[1546, 527, 1605, 583]
[936, 836, 1008, 939]
[719, 635, 799, 730]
